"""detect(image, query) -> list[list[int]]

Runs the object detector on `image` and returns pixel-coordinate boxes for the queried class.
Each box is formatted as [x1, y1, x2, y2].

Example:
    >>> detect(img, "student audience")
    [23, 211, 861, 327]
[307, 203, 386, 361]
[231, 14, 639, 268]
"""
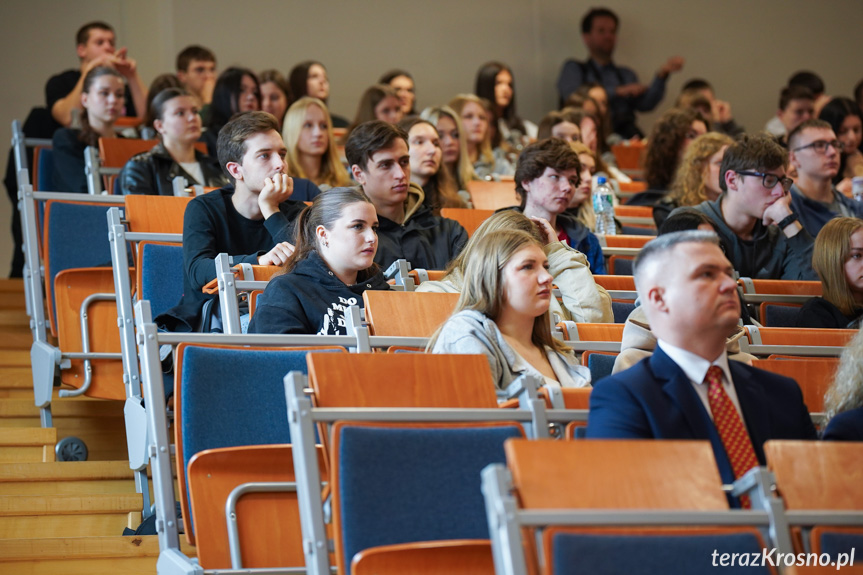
[248, 187, 389, 335]
[588, 230, 817, 503]
[345, 120, 468, 270]
[515, 138, 606, 274]
[201, 67, 261, 157]
[175, 45, 217, 113]
[343, 85, 403, 142]
[557, 7, 683, 138]
[449, 94, 515, 180]
[52, 66, 126, 193]
[379, 70, 416, 117]
[475, 61, 537, 150]
[119, 88, 228, 195]
[638, 107, 708, 204]
[430, 228, 591, 390]
[46, 21, 146, 128]
[141, 74, 183, 135]
[258, 70, 292, 130]
[420, 106, 477, 194]
[818, 97, 863, 195]
[288, 61, 349, 128]
[797, 217, 863, 329]
[158, 111, 320, 332]
[283, 97, 351, 191]
[788, 119, 863, 236]
[653, 132, 734, 227]
[564, 141, 623, 233]
[681, 133, 817, 281]
[399, 117, 465, 213]
[823, 327, 863, 441]
[417, 210, 612, 323]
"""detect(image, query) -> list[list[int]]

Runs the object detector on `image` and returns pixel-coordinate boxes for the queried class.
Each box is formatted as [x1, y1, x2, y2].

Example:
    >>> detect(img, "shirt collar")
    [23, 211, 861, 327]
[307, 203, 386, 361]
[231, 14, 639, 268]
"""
[657, 339, 732, 386]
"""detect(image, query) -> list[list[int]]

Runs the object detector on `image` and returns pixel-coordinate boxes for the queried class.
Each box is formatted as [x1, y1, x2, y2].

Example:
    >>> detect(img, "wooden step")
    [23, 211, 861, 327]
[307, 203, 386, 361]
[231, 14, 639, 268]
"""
[0, 535, 196, 575]
[0, 399, 127, 461]
[0, 427, 57, 463]
[0, 493, 143, 539]
[0, 460, 137, 495]
[0, 350, 32, 367]
[0, 328, 33, 349]
[0, 367, 34, 398]
[0, 309, 29, 326]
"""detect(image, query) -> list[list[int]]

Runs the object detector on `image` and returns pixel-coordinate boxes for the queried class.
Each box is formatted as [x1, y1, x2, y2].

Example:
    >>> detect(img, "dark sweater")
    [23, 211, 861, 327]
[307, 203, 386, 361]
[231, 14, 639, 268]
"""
[796, 297, 863, 329]
[157, 184, 317, 331]
[248, 251, 390, 335]
[685, 196, 817, 281]
[52, 128, 89, 193]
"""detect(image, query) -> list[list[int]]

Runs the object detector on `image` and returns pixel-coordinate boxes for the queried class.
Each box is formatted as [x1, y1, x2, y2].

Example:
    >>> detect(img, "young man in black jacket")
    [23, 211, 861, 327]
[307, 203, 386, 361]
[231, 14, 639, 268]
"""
[345, 120, 467, 271]
[159, 111, 320, 331]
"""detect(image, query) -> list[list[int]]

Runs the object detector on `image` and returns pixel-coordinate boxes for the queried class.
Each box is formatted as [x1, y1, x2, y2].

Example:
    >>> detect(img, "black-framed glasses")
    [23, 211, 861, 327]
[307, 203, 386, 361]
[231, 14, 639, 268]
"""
[792, 139, 844, 153]
[736, 171, 794, 192]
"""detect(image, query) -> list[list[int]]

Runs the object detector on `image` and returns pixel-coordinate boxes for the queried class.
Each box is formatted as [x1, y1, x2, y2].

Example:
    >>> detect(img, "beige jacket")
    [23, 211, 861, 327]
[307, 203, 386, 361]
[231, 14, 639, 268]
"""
[611, 306, 756, 374]
[416, 241, 613, 323]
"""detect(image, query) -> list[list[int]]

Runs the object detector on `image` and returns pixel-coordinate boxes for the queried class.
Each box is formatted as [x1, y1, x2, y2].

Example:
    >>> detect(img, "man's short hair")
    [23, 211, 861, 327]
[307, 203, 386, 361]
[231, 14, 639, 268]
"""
[719, 134, 788, 193]
[217, 111, 280, 172]
[581, 7, 619, 34]
[176, 45, 216, 72]
[344, 120, 408, 172]
[779, 85, 814, 111]
[788, 71, 825, 97]
[787, 118, 832, 151]
[681, 78, 712, 93]
[633, 230, 720, 290]
[515, 138, 581, 207]
[76, 21, 113, 46]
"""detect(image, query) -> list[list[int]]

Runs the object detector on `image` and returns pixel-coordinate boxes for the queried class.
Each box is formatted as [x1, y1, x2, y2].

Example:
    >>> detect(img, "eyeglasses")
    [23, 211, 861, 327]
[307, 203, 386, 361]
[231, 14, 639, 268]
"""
[792, 139, 844, 153]
[736, 171, 794, 192]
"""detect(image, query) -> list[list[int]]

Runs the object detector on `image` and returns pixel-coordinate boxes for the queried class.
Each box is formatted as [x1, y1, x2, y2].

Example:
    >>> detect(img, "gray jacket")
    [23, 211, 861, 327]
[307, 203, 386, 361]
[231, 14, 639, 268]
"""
[431, 309, 591, 390]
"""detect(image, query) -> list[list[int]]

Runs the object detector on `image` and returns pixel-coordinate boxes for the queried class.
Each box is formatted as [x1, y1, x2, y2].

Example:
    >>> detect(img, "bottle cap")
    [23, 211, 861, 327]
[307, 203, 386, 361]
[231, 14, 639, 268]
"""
[597, 176, 607, 185]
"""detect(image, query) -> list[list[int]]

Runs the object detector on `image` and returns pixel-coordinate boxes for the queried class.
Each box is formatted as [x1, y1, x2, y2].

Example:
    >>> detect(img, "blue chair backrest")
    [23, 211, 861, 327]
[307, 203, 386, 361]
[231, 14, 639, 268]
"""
[180, 345, 340, 534]
[140, 243, 184, 318]
[551, 531, 770, 575]
[46, 201, 126, 328]
[819, 531, 863, 563]
[587, 353, 616, 382]
[762, 304, 801, 327]
[611, 301, 635, 324]
[336, 424, 522, 575]
[611, 257, 633, 275]
[37, 148, 55, 191]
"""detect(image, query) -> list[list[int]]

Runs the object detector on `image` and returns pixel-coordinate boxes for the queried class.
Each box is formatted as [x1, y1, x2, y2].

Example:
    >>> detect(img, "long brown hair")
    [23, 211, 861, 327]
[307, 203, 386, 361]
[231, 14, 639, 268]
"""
[284, 187, 379, 280]
[398, 116, 464, 213]
[79, 66, 124, 147]
[429, 228, 570, 354]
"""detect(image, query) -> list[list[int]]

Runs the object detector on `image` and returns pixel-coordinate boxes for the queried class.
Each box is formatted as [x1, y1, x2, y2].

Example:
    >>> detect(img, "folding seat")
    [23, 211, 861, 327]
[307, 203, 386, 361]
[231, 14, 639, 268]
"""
[466, 180, 520, 210]
[440, 207, 495, 237]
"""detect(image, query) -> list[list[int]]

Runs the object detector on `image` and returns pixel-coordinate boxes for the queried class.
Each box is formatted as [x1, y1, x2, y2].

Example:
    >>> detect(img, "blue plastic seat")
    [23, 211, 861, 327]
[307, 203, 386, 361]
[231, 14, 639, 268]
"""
[139, 242, 184, 318]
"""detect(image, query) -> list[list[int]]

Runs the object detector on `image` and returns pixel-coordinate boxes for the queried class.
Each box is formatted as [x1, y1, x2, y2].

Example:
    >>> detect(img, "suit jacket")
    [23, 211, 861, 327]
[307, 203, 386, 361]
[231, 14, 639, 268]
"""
[586, 346, 817, 485]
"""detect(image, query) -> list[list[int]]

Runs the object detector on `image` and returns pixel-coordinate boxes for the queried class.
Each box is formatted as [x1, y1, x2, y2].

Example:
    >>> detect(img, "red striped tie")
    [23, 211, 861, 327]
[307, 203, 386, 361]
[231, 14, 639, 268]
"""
[704, 366, 759, 509]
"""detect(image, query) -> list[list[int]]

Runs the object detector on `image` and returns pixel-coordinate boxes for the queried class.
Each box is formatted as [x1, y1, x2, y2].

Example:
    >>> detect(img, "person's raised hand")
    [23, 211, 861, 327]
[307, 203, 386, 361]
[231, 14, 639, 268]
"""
[258, 173, 293, 219]
[529, 216, 558, 245]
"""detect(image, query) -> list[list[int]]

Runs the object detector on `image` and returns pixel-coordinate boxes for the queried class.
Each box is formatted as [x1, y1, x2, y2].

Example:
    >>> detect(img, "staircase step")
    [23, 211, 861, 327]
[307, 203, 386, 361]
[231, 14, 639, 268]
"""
[0, 427, 57, 463]
[0, 493, 143, 539]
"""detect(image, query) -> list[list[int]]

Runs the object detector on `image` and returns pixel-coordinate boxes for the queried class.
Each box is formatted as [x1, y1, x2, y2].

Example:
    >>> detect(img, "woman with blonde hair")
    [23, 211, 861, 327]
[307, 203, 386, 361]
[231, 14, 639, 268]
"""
[283, 97, 350, 191]
[823, 328, 863, 441]
[417, 210, 612, 323]
[429, 228, 590, 390]
[420, 106, 476, 193]
[797, 217, 863, 329]
[449, 94, 514, 180]
[653, 132, 734, 227]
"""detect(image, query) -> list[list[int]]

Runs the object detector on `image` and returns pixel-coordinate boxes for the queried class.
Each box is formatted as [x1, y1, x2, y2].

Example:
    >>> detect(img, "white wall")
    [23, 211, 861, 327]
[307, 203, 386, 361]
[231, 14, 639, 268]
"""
[1, 0, 861, 275]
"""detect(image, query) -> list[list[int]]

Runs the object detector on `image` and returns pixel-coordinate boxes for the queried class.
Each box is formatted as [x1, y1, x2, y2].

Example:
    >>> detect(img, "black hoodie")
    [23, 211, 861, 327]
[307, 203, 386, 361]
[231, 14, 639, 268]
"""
[248, 251, 390, 335]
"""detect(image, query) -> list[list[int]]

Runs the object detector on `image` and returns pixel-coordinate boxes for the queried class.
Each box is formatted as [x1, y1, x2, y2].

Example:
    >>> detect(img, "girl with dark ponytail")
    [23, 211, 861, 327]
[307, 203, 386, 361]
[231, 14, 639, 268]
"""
[248, 187, 390, 335]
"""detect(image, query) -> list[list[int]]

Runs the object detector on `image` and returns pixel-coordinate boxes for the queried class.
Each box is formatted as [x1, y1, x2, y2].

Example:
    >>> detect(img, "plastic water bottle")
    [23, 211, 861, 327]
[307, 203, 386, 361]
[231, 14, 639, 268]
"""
[853, 177, 863, 203]
[592, 176, 616, 235]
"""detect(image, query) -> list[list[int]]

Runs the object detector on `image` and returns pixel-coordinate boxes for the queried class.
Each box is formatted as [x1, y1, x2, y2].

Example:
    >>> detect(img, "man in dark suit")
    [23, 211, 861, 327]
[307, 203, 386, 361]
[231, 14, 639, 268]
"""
[587, 231, 817, 493]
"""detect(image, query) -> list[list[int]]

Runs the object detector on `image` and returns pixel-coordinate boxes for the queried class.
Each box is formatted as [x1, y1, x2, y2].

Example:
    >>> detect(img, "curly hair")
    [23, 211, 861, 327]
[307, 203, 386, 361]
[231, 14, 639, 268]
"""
[824, 327, 863, 420]
[667, 132, 734, 207]
[644, 108, 708, 190]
